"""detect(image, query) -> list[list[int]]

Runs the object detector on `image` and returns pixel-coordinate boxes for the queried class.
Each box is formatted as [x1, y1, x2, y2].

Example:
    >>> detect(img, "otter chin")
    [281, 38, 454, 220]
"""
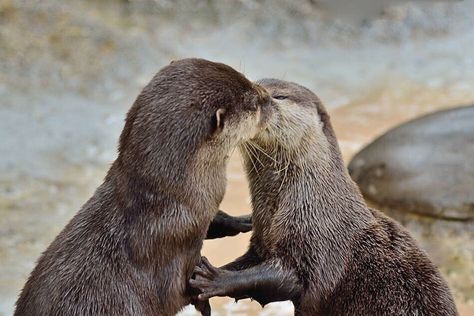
[191, 78, 457, 316]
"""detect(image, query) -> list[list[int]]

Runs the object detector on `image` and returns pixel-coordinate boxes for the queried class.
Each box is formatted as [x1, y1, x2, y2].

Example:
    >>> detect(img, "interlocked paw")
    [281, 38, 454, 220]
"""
[228, 214, 252, 234]
[206, 212, 252, 239]
[189, 257, 230, 300]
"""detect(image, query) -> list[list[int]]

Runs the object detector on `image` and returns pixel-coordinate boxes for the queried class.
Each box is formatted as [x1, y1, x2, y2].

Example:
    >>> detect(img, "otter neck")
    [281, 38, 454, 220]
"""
[112, 152, 228, 212]
[243, 140, 373, 293]
[245, 141, 370, 224]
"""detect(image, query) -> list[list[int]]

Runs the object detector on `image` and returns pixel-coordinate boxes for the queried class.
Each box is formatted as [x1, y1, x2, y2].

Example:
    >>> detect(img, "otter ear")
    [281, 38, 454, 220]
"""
[211, 108, 227, 134]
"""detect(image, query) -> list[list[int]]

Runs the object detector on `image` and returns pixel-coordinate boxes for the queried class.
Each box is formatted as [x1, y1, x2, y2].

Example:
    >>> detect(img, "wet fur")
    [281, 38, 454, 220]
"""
[193, 79, 457, 315]
[14, 59, 270, 316]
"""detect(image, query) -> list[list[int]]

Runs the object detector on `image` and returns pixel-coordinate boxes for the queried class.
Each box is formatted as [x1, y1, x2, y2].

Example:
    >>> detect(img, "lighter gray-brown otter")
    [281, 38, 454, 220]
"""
[191, 79, 457, 315]
[14, 59, 272, 316]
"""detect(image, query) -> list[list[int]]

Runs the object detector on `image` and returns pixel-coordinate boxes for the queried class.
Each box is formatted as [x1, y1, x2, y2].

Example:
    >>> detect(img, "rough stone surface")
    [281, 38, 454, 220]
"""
[349, 105, 474, 221]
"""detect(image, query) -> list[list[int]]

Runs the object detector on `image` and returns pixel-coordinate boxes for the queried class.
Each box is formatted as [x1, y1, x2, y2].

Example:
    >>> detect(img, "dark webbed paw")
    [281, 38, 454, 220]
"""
[189, 257, 232, 300]
[206, 211, 252, 239]
[220, 214, 252, 237]
[229, 214, 252, 234]
[190, 256, 303, 308]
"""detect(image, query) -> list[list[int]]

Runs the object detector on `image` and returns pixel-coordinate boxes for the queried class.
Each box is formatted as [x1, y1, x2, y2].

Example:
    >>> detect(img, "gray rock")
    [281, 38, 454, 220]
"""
[349, 105, 474, 221]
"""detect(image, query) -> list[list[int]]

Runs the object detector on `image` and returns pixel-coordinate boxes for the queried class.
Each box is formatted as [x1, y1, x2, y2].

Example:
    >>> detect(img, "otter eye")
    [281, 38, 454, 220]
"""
[273, 95, 288, 100]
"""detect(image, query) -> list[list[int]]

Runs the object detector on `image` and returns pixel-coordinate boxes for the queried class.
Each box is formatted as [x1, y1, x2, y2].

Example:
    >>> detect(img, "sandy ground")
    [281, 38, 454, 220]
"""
[1, 0, 474, 315]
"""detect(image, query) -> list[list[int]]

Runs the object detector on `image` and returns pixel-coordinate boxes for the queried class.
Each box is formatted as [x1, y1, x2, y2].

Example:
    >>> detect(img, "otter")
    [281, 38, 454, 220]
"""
[190, 79, 457, 315]
[14, 59, 271, 316]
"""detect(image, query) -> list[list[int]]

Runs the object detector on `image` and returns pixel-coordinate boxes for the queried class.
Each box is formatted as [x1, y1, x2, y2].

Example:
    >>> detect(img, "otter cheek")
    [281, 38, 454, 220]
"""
[259, 103, 276, 130]
[251, 107, 271, 138]
[238, 113, 258, 141]
[255, 107, 262, 128]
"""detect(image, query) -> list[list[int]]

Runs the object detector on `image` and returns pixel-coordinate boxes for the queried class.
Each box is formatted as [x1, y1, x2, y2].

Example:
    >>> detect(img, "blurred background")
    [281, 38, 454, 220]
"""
[0, 0, 473, 315]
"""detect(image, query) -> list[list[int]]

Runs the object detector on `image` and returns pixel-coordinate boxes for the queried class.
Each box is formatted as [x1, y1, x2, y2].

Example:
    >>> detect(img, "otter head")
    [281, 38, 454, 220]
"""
[243, 78, 340, 166]
[117, 59, 272, 198]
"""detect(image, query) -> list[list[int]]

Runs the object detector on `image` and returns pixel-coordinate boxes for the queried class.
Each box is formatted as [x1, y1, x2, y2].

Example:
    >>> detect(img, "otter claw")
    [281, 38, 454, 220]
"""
[200, 257, 218, 274]
[194, 265, 214, 279]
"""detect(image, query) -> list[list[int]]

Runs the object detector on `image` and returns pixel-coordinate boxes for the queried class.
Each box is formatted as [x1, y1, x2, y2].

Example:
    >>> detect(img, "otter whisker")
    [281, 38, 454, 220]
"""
[241, 143, 259, 175]
[276, 160, 290, 174]
[248, 140, 277, 164]
[277, 161, 290, 192]
[246, 142, 268, 168]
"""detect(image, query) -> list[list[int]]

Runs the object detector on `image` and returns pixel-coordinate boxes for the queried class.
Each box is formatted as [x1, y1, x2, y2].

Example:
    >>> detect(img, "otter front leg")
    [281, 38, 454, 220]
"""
[206, 210, 252, 239]
[221, 245, 262, 271]
[191, 298, 211, 316]
[190, 257, 303, 307]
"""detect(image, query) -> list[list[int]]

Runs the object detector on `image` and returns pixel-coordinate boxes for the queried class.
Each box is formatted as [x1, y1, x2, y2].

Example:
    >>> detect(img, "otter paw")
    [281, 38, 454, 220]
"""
[189, 257, 230, 300]
[192, 298, 211, 316]
[218, 213, 252, 237]
[231, 214, 252, 233]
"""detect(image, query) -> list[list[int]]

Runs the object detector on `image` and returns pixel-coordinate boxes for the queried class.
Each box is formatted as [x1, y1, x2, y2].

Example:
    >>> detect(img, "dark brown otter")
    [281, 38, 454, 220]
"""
[191, 79, 458, 316]
[14, 59, 271, 316]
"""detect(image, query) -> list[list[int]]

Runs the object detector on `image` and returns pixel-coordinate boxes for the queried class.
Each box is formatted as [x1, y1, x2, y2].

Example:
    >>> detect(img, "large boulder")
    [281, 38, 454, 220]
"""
[349, 105, 474, 221]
